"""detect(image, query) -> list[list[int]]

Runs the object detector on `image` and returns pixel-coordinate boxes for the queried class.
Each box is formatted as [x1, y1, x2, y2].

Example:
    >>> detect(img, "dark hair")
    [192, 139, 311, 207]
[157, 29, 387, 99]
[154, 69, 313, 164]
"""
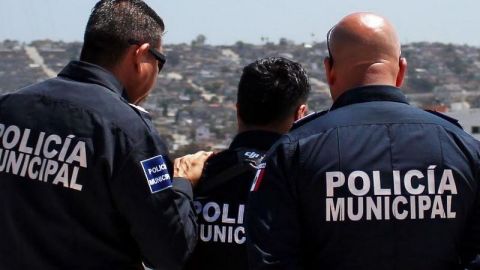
[80, 0, 165, 68]
[237, 57, 310, 126]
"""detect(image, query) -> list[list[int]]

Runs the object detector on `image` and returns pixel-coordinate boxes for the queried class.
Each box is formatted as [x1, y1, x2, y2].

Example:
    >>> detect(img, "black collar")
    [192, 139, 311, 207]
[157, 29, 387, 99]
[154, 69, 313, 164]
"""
[330, 85, 409, 111]
[229, 130, 282, 151]
[58, 61, 129, 100]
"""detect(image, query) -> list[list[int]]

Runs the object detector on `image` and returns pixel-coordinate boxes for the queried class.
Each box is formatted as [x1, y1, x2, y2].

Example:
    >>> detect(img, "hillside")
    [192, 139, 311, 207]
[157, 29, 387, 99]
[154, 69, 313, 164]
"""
[1, 39, 479, 155]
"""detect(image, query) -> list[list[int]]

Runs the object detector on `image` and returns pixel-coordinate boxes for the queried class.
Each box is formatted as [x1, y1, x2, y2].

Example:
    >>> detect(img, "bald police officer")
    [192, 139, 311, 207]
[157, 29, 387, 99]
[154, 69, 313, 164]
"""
[247, 13, 480, 270]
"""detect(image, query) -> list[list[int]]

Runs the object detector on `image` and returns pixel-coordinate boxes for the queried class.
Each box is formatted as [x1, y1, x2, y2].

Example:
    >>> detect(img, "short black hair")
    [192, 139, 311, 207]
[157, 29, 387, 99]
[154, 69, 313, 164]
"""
[80, 0, 164, 68]
[237, 57, 310, 126]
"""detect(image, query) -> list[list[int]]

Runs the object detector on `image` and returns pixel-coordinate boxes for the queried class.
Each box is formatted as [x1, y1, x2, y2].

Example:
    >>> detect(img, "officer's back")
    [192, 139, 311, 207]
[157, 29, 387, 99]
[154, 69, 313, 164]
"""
[0, 1, 209, 269]
[247, 13, 480, 269]
[185, 57, 310, 269]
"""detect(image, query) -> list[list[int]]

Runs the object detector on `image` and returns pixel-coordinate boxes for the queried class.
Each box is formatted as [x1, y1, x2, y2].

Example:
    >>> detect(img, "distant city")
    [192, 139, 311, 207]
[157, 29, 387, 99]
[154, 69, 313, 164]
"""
[2, 37, 480, 156]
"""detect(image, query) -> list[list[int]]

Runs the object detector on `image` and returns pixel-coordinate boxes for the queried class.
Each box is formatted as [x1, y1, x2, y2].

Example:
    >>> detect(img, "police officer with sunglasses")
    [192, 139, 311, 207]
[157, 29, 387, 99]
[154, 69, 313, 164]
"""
[0, 1, 209, 269]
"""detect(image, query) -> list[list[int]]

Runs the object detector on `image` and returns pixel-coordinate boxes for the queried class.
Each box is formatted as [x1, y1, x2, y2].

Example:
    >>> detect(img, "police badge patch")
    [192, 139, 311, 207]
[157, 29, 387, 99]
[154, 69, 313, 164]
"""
[140, 155, 172, 193]
[250, 163, 266, 192]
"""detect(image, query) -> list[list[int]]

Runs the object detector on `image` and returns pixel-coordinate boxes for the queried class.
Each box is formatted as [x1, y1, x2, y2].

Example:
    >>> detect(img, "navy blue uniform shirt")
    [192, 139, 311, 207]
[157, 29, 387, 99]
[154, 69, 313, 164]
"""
[0, 61, 197, 270]
[186, 130, 281, 270]
[247, 85, 480, 270]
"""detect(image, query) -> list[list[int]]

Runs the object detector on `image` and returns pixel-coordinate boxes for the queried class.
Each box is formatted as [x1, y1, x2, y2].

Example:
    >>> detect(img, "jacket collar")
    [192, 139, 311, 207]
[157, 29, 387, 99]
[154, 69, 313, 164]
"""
[58, 61, 129, 100]
[229, 130, 282, 151]
[330, 85, 409, 111]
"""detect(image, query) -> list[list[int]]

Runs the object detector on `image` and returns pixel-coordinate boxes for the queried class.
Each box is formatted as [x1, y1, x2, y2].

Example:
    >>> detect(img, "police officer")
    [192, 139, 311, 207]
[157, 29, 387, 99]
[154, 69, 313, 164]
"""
[185, 57, 310, 270]
[0, 1, 211, 269]
[247, 13, 480, 269]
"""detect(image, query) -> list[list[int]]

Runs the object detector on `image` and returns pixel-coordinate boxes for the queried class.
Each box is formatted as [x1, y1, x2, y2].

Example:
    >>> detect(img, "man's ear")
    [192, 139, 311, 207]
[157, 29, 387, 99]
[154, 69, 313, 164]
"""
[235, 103, 240, 122]
[323, 57, 335, 86]
[295, 104, 308, 121]
[132, 43, 151, 73]
[236, 103, 247, 132]
[396, 57, 407, 87]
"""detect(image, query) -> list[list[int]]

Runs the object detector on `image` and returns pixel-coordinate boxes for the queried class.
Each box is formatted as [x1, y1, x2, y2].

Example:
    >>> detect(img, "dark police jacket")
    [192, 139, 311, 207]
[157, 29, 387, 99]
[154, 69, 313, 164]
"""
[247, 85, 480, 270]
[185, 130, 281, 270]
[0, 61, 197, 270]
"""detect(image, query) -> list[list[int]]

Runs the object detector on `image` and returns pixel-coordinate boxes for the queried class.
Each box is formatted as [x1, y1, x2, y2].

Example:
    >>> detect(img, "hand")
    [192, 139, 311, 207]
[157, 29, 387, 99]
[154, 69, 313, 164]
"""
[173, 151, 213, 186]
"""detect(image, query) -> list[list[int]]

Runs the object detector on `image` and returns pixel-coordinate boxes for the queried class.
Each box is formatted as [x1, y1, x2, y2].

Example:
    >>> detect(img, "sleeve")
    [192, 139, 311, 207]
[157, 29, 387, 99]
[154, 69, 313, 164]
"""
[246, 137, 302, 270]
[110, 135, 197, 270]
[462, 150, 480, 269]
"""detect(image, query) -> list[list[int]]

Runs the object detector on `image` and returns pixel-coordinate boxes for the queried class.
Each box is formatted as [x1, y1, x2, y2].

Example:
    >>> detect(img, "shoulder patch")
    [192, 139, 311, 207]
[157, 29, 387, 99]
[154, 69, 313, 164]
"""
[250, 163, 266, 192]
[243, 150, 261, 160]
[140, 155, 172, 193]
[238, 149, 264, 163]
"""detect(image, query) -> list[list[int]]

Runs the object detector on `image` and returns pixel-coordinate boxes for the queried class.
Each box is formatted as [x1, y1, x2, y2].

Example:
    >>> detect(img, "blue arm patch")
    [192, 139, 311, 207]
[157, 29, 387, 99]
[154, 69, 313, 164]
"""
[140, 155, 173, 193]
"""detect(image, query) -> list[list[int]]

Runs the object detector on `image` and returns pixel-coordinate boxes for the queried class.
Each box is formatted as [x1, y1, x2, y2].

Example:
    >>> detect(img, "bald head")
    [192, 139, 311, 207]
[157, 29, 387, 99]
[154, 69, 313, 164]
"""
[324, 13, 407, 100]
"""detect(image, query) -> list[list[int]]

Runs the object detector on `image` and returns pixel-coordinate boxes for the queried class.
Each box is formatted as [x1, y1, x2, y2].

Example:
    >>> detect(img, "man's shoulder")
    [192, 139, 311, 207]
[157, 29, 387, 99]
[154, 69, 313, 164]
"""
[290, 102, 466, 137]
[206, 146, 266, 170]
[291, 110, 329, 131]
[202, 149, 241, 178]
[205, 149, 238, 172]
[423, 109, 463, 129]
[196, 147, 263, 194]
[4, 78, 157, 142]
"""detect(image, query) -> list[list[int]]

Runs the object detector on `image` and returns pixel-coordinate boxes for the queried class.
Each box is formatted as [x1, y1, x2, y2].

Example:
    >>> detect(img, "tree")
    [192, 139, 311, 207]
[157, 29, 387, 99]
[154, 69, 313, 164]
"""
[191, 34, 207, 47]
[209, 96, 220, 104]
[279, 37, 288, 47]
[235, 41, 245, 50]
[162, 102, 168, 117]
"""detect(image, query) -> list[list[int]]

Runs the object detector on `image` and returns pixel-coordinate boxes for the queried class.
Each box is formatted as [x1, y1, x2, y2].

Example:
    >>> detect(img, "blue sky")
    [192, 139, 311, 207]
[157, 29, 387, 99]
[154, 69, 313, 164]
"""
[1, 0, 478, 46]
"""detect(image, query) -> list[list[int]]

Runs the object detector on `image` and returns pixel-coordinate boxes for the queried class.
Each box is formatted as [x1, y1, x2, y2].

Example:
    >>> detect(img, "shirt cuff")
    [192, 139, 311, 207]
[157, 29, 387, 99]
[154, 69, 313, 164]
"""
[172, 177, 193, 199]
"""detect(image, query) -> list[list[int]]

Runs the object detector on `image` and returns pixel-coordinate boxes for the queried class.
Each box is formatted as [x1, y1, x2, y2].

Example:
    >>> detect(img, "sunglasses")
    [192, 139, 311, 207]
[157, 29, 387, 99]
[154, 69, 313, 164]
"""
[128, 39, 166, 73]
[326, 28, 334, 65]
